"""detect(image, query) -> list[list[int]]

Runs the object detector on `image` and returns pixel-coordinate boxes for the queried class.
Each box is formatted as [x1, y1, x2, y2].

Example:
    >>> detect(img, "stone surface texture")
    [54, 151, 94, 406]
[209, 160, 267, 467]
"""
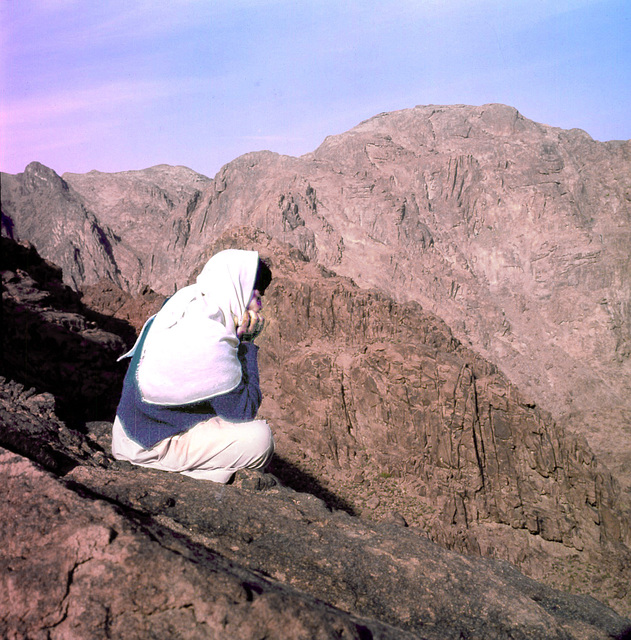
[1, 233, 631, 638]
[0, 388, 629, 639]
[2, 103, 631, 637]
[2, 104, 629, 496]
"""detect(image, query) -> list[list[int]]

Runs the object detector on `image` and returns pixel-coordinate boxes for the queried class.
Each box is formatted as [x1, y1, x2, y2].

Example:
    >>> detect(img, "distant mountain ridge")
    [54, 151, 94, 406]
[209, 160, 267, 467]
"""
[2, 103, 630, 496]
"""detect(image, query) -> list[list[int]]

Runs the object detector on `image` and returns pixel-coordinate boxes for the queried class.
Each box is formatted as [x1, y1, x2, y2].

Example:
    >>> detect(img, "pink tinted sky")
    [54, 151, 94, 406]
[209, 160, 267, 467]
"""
[1, 0, 629, 179]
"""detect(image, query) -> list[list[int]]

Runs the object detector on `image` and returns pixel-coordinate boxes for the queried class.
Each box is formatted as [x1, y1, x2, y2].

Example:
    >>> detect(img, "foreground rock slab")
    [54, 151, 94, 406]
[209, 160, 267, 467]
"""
[1, 448, 417, 640]
[1, 390, 630, 638]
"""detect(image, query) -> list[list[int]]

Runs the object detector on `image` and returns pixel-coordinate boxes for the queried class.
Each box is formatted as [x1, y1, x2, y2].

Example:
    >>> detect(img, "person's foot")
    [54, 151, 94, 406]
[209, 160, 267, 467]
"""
[230, 468, 278, 491]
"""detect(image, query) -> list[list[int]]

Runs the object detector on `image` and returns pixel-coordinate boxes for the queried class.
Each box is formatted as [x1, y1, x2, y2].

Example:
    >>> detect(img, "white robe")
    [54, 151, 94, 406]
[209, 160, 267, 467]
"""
[127, 249, 260, 405]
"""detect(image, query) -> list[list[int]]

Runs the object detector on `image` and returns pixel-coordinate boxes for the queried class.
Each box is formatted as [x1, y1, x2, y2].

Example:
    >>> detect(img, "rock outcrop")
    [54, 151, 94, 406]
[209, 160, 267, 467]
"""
[0, 378, 629, 639]
[0, 412, 418, 640]
[0, 237, 133, 425]
[2, 104, 630, 499]
[3, 231, 631, 631]
[193, 229, 631, 617]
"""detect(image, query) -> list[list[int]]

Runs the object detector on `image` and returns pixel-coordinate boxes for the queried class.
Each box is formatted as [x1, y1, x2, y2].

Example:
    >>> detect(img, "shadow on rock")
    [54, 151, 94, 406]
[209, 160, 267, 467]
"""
[0, 237, 138, 428]
[268, 455, 357, 516]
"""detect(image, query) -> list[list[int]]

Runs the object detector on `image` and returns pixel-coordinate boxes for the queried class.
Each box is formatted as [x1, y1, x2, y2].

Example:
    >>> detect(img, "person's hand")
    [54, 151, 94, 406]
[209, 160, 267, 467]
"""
[236, 309, 265, 341]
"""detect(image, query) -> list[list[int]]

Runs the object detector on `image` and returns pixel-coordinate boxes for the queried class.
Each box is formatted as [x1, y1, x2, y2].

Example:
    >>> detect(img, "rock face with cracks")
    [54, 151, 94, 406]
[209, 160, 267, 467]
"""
[2, 104, 630, 498]
[1, 233, 631, 638]
[0, 395, 629, 639]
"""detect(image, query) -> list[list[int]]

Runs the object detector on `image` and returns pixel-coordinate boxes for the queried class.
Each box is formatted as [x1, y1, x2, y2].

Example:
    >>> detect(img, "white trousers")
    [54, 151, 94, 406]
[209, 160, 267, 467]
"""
[111, 415, 274, 483]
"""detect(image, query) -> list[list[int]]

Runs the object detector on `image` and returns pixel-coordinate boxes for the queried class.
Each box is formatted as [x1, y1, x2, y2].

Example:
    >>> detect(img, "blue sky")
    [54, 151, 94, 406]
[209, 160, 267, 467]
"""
[1, 0, 629, 178]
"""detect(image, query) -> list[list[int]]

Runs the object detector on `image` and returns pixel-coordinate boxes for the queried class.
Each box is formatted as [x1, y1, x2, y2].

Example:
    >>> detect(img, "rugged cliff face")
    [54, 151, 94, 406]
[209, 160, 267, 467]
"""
[1, 235, 631, 638]
[2, 104, 629, 496]
[195, 230, 631, 615]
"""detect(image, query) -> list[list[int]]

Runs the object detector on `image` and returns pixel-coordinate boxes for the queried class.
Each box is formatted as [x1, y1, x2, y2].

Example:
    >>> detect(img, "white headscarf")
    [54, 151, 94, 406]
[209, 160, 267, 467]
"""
[136, 249, 260, 405]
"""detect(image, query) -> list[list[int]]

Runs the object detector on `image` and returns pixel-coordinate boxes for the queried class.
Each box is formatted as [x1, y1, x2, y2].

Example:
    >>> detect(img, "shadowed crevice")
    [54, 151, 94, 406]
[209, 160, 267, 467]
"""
[268, 455, 357, 516]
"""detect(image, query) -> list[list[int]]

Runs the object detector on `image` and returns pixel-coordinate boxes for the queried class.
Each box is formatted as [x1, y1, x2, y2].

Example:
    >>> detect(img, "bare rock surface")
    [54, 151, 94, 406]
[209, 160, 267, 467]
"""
[2, 103, 631, 636]
[2, 104, 629, 498]
[0, 237, 137, 425]
[4, 231, 631, 628]
[0, 162, 124, 290]
[1, 445, 419, 640]
[199, 230, 631, 617]
[1, 387, 630, 639]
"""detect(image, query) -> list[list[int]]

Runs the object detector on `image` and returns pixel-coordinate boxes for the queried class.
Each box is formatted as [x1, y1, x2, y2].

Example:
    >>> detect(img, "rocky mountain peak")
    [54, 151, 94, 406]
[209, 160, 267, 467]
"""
[1, 232, 631, 638]
[21, 161, 71, 190]
[2, 105, 630, 497]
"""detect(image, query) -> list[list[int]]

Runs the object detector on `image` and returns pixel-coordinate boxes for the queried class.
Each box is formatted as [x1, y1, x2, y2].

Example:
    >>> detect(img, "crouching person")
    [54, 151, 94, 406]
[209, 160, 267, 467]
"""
[112, 249, 274, 483]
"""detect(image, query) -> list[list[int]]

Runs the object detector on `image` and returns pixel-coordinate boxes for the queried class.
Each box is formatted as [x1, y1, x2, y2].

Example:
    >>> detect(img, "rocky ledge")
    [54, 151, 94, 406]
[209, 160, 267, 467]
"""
[1, 381, 630, 639]
[1, 233, 631, 638]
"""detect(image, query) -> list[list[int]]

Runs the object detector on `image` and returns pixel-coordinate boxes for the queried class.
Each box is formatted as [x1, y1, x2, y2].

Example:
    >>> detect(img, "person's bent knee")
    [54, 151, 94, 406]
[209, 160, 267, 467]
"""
[243, 420, 274, 469]
[249, 420, 274, 456]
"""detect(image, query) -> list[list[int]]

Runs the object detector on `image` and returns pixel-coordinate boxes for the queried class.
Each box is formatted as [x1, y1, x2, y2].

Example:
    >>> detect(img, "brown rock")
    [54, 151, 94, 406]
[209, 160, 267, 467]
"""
[1, 447, 418, 640]
[0, 238, 132, 425]
[1, 235, 631, 637]
[0, 400, 629, 639]
[2, 105, 629, 499]
[82, 229, 631, 617]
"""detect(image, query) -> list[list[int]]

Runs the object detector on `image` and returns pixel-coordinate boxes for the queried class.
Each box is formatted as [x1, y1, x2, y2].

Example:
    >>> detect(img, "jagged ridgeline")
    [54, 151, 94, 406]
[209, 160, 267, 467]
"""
[2, 104, 631, 637]
[3, 104, 630, 491]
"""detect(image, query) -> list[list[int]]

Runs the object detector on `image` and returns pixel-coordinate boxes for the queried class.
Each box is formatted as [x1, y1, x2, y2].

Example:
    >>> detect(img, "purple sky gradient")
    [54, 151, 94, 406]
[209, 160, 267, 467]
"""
[1, 0, 629, 179]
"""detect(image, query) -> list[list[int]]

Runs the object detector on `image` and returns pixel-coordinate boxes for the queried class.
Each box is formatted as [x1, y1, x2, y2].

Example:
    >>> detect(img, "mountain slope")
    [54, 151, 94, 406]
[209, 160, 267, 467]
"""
[2, 105, 628, 494]
[1, 234, 630, 637]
